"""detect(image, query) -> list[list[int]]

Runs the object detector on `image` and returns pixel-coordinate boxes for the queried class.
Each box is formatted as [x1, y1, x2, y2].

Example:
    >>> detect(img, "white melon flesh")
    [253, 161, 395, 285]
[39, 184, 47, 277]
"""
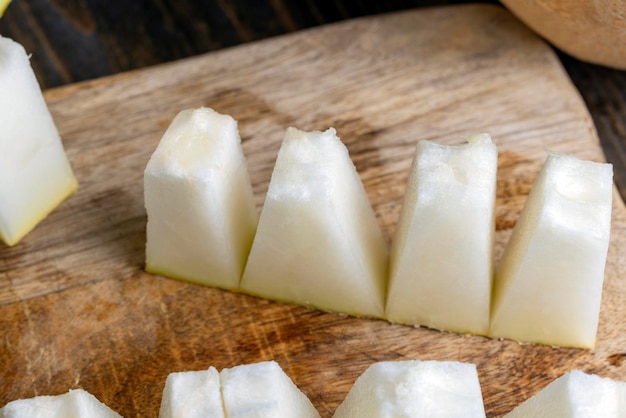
[385, 134, 497, 334]
[220, 361, 320, 418]
[490, 152, 613, 348]
[159, 367, 225, 418]
[144, 107, 258, 289]
[0, 389, 122, 418]
[504, 370, 626, 417]
[0, 36, 77, 246]
[333, 360, 486, 418]
[239, 127, 388, 317]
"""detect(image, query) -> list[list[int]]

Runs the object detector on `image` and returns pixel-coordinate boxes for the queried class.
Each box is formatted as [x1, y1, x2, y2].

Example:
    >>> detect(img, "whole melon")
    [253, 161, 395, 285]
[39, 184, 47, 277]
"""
[501, 0, 626, 70]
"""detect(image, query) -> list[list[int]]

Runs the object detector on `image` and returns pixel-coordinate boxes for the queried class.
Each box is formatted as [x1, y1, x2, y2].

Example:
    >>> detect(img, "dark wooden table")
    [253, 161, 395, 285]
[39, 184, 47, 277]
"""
[1, 0, 625, 203]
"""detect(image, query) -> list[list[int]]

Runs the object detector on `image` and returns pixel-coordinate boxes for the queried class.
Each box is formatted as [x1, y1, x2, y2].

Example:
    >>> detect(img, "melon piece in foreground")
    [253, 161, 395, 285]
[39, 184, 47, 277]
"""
[0, 389, 122, 418]
[490, 151, 613, 348]
[333, 360, 486, 418]
[144, 107, 258, 289]
[0, 36, 77, 246]
[221, 361, 320, 418]
[385, 134, 497, 335]
[159, 366, 225, 418]
[504, 370, 626, 417]
[240, 127, 388, 317]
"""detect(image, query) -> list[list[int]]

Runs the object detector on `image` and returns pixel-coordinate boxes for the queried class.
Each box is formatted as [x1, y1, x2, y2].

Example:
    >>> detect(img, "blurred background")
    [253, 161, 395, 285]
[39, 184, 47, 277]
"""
[0, 0, 625, 195]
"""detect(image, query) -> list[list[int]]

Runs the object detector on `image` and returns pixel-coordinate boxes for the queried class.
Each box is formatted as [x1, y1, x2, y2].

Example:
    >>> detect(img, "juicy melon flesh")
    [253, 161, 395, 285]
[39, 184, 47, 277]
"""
[158, 361, 320, 418]
[144, 107, 257, 289]
[490, 151, 613, 348]
[239, 127, 388, 317]
[385, 133, 497, 335]
[332, 360, 486, 418]
[504, 370, 626, 418]
[220, 361, 321, 418]
[0, 35, 77, 246]
[0, 389, 122, 418]
[159, 366, 225, 418]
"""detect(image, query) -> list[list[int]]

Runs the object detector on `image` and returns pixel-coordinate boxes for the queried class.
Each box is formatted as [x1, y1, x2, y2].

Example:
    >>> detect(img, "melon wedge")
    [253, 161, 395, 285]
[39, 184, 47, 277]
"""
[0, 389, 122, 418]
[144, 107, 257, 289]
[490, 151, 613, 348]
[0, 36, 77, 246]
[504, 370, 626, 417]
[385, 134, 497, 334]
[240, 127, 388, 317]
[333, 360, 486, 418]
[159, 366, 225, 418]
[221, 361, 320, 418]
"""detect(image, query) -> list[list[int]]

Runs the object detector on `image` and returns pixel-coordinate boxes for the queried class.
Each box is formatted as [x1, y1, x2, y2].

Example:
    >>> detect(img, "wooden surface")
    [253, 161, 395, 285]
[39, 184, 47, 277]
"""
[1, 4, 626, 417]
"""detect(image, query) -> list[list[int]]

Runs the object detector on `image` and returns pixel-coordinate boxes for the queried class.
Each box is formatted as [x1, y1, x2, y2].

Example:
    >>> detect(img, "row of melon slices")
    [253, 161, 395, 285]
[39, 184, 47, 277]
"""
[144, 107, 613, 349]
[2, 359, 625, 417]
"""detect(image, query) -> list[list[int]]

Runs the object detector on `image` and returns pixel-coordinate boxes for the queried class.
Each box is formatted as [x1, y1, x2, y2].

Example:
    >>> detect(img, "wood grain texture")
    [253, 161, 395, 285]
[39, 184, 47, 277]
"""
[1, 5, 626, 417]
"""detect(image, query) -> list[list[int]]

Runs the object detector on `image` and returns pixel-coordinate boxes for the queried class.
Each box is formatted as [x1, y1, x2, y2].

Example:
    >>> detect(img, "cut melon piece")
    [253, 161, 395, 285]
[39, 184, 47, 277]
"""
[0, 35, 77, 246]
[385, 134, 497, 334]
[333, 359, 486, 418]
[159, 366, 225, 418]
[0, 389, 122, 418]
[240, 127, 388, 317]
[504, 370, 626, 417]
[220, 361, 320, 418]
[490, 151, 613, 348]
[144, 107, 258, 289]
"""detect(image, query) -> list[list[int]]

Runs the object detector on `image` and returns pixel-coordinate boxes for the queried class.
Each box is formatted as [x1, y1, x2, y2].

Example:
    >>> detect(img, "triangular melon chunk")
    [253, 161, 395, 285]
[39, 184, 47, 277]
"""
[490, 151, 613, 348]
[240, 127, 388, 317]
[504, 370, 626, 417]
[220, 361, 320, 418]
[333, 360, 486, 418]
[0, 389, 122, 418]
[385, 134, 497, 334]
[144, 107, 258, 289]
[0, 36, 77, 246]
[158, 366, 225, 418]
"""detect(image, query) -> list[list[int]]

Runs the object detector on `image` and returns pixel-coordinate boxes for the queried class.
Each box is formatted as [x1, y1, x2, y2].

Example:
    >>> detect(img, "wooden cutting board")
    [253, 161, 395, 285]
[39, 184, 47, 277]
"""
[1, 4, 625, 416]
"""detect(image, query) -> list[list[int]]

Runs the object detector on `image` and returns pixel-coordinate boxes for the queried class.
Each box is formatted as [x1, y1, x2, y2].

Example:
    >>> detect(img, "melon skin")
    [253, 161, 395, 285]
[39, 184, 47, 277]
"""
[501, 0, 626, 70]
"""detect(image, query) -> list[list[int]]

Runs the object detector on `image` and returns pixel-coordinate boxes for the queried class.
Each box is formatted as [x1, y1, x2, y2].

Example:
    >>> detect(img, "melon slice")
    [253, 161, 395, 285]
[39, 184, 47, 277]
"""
[490, 151, 613, 348]
[0, 35, 77, 246]
[144, 107, 258, 289]
[159, 366, 225, 418]
[220, 361, 320, 418]
[0, 389, 122, 418]
[385, 134, 497, 334]
[239, 127, 388, 317]
[333, 359, 486, 418]
[504, 370, 626, 417]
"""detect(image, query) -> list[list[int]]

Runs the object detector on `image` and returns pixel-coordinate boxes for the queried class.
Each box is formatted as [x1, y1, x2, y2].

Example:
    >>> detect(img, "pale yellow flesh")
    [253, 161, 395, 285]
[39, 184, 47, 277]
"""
[240, 127, 388, 317]
[0, 35, 77, 246]
[144, 107, 257, 290]
[490, 152, 613, 348]
[504, 370, 626, 417]
[333, 360, 486, 418]
[0, 389, 122, 418]
[386, 134, 497, 335]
